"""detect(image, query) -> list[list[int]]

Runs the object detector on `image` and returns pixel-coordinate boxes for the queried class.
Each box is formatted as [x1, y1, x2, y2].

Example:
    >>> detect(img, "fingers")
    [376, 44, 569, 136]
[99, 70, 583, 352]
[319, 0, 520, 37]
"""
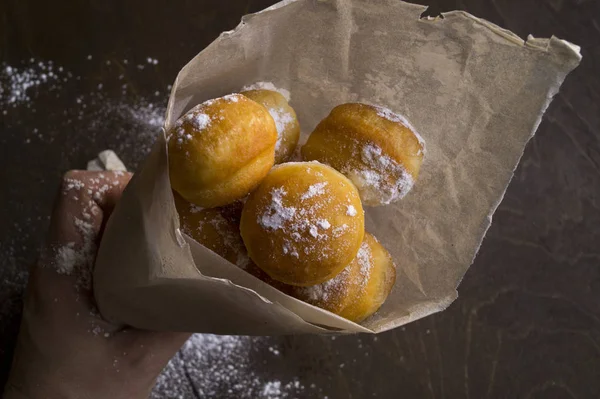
[39, 170, 133, 282]
[27, 170, 135, 338]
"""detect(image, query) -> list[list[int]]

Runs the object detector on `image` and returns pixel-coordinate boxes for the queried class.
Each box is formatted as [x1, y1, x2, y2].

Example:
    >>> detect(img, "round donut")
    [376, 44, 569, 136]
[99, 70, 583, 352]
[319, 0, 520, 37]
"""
[302, 103, 425, 206]
[173, 192, 249, 268]
[338, 233, 396, 323]
[242, 232, 395, 322]
[241, 89, 300, 164]
[240, 162, 365, 286]
[168, 93, 277, 208]
[286, 246, 363, 315]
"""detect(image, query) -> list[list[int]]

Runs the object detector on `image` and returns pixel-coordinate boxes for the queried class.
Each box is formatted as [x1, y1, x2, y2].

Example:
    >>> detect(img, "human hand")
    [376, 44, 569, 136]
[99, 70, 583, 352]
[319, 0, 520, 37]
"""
[4, 171, 190, 399]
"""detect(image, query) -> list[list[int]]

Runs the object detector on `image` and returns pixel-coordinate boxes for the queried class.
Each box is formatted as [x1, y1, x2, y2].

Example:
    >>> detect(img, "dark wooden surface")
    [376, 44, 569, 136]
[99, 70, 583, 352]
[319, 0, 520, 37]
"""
[1, 0, 599, 397]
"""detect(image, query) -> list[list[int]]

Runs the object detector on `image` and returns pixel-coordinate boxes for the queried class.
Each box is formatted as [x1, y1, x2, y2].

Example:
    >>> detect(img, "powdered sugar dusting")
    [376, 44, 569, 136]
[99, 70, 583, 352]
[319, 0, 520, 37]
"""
[0, 62, 62, 107]
[54, 242, 81, 275]
[169, 94, 246, 146]
[356, 241, 373, 284]
[191, 112, 211, 130]
[258, 183, 338, 259]
[302, 266, 349, 303]
[260, 188, 297, 230]
[242, 81, 291, 101]
[346, 142, 415, 206]
[170, 103, 213, 145]
[300, 182, 328, 200]
[373, 105, 426, 155]
[346, 205, 357, 216]
[152, 334, 323, 398]
[268, 107, 295, 152]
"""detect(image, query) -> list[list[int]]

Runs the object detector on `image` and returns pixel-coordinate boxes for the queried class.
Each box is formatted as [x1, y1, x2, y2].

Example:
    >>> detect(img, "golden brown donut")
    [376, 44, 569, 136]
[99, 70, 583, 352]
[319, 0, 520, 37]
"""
[241, 89, 300, 163]
[338, 233, 396, 323]
[243, 232, 395, 322]
[242, 255, 360, 315]
[173, 192, 249, 268]
[240, 162, 365, 287]
[168, 93, 277, 208]
[286, 246, 363, 315]
[302, 103, 426, 206]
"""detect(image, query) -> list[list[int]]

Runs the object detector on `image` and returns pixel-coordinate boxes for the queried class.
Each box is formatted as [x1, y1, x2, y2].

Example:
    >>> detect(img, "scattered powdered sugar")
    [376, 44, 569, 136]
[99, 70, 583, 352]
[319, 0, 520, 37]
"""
[373, 105, 426, 155]
[191, 112, 211, 130]
[356, 241, 373, 284]
[258, 185, 336, 259]
[260, 188, 297, 230]
[346, 205, 357, 217]
[169, 94, 245, 146]
[54, 242, 82, 275]
[170, 104, 212, 145]
[300, 182, 328, 200]
[152, 334, 322, 398]
[302, 266, 349, 303]
[346, 142, 415, 206]
[0, 61, 63, 107]
[268, 107, 295, 152]
[301, 240, 372, 305]
[242, 81, 291, 101]
[222, 93, 242, 103]
[316, 219, 331, 229]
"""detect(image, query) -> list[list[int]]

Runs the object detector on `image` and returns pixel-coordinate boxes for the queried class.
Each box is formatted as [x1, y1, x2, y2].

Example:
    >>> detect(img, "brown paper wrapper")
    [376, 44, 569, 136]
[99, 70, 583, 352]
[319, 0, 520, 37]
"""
[94, 0, 581, 334]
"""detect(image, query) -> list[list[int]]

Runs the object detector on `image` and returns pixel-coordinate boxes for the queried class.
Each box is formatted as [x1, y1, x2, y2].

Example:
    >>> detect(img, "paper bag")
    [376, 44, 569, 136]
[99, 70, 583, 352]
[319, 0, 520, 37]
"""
[94, 0, 581, 335]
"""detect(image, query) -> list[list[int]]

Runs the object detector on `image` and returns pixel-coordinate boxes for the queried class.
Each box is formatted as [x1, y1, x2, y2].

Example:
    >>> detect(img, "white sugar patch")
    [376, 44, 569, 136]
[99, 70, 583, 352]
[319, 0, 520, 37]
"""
[357, 241, 373, 283]
[54, 242, 81, 275]
[300, 182, 328, 200]
[302, 264, 349, 303]
[242, 81, 291, 101]
[347, 142, 414, 206]
[258, 183, 336, 260]
[317, 219, 331, 229]
[268, 107, 295, 153]
[191, 113, 211, 130]
[260, 188, 297, 230]
[223, 93, 243, 103]
[346, 205, 357, 216]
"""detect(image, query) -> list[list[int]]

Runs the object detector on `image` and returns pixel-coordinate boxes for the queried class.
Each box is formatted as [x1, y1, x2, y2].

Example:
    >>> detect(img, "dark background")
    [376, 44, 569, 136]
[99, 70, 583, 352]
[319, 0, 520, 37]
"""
[1, 0, 599, 397]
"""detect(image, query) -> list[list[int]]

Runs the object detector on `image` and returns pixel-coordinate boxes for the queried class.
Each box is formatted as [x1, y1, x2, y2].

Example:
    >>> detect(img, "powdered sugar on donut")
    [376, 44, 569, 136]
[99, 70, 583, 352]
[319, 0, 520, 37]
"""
[260, 188, 297, 230]
[356, 241, 372, 279]
[346, 142, 414, 206]
[242, 82, 291, 101]
[169, 94, 245, 145]
[373, 105, 426, 155]
[346, 205, 357, 216]
[268, 107, 295, 153]
[191, 113, 211, 130]
[300, 182, 328, 200]
[302, 266, 349, 303]
[258, 185, 336, 260]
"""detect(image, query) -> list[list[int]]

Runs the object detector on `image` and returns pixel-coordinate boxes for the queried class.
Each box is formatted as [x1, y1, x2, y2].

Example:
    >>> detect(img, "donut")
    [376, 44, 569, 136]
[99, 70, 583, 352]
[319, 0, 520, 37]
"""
[338, 233, 396, 323]
[242, 254, 360, 315]
[243, 233, 395, 323]
[241, 89, 300, 163]
[168, 93, 277, 208]
[173, 192, 249, 268]
[240, 162, 365, 286]
[302, 103, 425, 206]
